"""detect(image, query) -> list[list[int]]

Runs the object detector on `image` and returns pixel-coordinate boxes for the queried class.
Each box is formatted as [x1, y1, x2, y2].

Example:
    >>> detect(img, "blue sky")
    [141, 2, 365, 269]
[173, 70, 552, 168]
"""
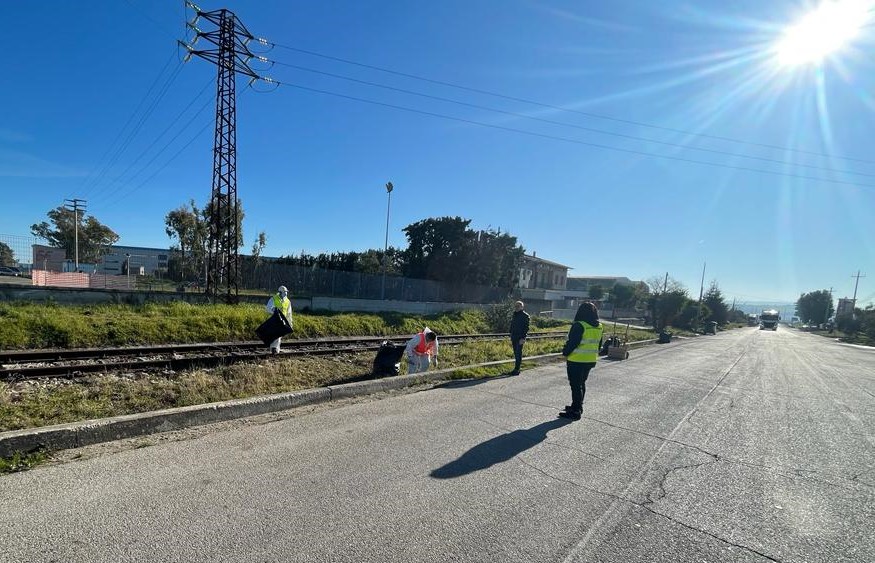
[2, 0, 874, 306]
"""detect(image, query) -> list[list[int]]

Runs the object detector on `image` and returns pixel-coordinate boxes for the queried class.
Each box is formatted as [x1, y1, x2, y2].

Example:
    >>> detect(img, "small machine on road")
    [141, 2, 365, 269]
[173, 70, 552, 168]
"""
[606, 323, 631, 360]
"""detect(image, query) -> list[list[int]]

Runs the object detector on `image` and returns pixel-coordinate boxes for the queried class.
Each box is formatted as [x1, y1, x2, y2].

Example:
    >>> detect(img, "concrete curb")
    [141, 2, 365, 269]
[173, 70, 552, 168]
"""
[0, 340, 667, 458]
[0, 357, 547, 458]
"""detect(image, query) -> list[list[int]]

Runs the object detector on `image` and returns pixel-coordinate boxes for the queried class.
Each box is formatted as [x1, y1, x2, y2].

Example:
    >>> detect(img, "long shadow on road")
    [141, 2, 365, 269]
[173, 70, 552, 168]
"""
[430, 418, 571, 479]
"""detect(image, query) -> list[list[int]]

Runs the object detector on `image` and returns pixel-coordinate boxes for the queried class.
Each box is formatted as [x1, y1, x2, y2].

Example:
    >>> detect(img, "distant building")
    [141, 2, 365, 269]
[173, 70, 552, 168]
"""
[32, 244, 66, 272]
[98, 245, 170, 276]
[566, 276, 637, 293]
[836, 297, 855, 317]
[518, 253, 570, 290]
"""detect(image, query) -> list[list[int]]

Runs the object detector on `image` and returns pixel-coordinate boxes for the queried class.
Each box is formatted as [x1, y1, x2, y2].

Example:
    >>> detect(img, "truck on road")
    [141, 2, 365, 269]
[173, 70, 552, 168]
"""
[760, 309, 780, 330]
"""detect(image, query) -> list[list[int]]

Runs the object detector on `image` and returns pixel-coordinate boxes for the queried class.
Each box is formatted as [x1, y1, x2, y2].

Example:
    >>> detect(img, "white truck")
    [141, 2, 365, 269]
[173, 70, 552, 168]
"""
[760, 309, 780, 331]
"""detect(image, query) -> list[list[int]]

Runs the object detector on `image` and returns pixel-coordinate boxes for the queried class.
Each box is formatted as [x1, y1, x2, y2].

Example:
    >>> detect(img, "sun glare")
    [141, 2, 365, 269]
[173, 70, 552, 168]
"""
[775, 0, 873, 66]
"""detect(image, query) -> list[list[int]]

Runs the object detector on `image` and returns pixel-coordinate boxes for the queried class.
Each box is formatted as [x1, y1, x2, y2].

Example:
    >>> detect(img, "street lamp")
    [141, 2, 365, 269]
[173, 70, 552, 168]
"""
[381, 181, 393, 300]
[125, 253, 131, 289]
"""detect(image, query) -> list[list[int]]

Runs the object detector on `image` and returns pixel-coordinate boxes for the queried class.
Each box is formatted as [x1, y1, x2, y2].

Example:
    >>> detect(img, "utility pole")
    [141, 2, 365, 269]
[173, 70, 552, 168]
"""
[64, 198, 86, 270]
[824, 287, 833, 326]
[381, 181, 393, 300]
[851, 270, 866, 315]
[180, 2, 262, 303]
[696, 262, 706, 332]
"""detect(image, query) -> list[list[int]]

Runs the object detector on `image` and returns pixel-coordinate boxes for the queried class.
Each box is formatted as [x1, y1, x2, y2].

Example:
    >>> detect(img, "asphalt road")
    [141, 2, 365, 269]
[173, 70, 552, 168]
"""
[2, 327, 873, 562]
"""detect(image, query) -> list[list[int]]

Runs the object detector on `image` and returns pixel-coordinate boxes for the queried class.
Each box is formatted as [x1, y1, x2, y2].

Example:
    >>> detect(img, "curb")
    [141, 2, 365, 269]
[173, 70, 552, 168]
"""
[0, 356, 556, 458]
[0, 340, 671, 458]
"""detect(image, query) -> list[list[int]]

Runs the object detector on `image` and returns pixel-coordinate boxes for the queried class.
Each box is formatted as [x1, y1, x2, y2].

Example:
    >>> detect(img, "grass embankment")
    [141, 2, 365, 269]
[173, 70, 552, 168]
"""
[0, 339, 567, 433]
[0, 304, 658, 435]
[0, 302, 540, 349]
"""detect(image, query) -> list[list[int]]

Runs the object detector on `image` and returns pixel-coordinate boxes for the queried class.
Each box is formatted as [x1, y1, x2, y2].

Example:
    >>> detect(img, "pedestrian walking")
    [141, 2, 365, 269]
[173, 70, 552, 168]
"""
[265, 285, 293, 354]
[508, 300, 530, 375]
[405, 327, 439, 374]
[558, 302, 604, 420]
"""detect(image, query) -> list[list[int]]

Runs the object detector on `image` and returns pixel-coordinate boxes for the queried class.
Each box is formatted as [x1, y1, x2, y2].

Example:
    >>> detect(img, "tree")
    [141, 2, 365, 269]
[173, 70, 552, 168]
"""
[203, 197, 245, 249]
[796, 290, 834, 325]
[648, 288, 689, 330]
[0, 242, 14, 267]
[31, 206, 119, 263]
[251, 231, 267, 265]
[610, 283, 638, 309]
[645, 275, 687, 329]
[646, 274, 686, 295]
[703, 281, 730, 325]
[676, 301, 711, 330]
[165, 200, 204, 280]
[402, 217, 523, 287]
[588, 284, 605, 300]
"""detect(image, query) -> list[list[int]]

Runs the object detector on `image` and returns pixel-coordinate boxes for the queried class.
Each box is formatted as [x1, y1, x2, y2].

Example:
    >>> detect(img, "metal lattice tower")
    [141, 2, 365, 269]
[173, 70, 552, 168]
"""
[180, 3, 261, 303]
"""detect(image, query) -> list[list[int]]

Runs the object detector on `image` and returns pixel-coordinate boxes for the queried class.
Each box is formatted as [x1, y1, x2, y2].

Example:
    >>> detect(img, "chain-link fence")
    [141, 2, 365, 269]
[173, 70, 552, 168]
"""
[0, 234, 38, 271]
[240, 261, 509, 303]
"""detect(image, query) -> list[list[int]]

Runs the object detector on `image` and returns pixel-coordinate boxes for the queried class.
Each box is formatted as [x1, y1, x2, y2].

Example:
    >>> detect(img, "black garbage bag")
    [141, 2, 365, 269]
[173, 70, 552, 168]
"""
[255, 310, 293, 346]
[599, 335, 620, 356]
[372, 340, 405, 377]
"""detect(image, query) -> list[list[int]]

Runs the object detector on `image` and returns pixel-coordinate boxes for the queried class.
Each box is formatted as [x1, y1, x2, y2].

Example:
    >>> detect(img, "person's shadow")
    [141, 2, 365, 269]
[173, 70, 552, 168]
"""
[430, 418, 571, 479]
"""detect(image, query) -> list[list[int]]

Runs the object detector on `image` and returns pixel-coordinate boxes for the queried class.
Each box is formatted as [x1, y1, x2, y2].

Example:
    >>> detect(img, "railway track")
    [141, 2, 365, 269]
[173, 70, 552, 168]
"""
[0, 332, 566, 380]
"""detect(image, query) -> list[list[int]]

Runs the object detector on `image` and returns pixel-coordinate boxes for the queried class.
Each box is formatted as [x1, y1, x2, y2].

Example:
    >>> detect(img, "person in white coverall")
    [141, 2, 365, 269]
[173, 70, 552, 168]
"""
[265, 285, 293, 354]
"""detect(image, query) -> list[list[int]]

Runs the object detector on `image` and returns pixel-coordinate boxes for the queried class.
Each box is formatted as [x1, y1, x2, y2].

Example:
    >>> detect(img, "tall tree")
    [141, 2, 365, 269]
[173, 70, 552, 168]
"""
[703, 281, 729, 325]
[203, 197, 245, 249]
[251, 231, 267, 265]
[31, 206, 119, 263]
[402, 217, 523, 287]
[403, 217, 475, 282]
[0, 242, 14, 267]
[610, 283, 637, 309]
[588, 284, 605, 300]
[796, 290, 834, 325]
[165, 200, 209, 281]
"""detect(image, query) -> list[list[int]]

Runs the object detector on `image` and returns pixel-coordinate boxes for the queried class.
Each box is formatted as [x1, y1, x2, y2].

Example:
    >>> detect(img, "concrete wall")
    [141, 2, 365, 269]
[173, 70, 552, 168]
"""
[310, 296, 484, 315]
[0, 285, 484, 315]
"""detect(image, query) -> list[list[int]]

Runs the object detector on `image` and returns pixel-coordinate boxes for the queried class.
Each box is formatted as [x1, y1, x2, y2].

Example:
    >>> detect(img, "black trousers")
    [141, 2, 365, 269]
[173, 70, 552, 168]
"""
[566, 361, 594, 411]
[511, 337, 524, 371]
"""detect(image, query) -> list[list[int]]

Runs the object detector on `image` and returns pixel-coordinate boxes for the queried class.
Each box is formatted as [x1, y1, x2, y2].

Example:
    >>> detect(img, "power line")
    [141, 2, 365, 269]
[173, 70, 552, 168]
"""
[261, 40, 875, 166]
[261, 76, 875, 190]
[73, 49, 178, 200]
[97, 118, 214, 211]
[263, 58, 875, 180]
[82, 61, 185, 198]
[88, 78, 215, 202]
[92, 94, 214, 207]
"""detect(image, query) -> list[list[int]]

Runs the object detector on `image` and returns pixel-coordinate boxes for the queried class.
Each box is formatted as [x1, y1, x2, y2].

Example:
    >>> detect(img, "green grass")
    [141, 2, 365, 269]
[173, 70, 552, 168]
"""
[0, 302, 568, 350]
[0, 449, 48, 474]
[0, 337, 569, 432]
[0, 304, 667, 432]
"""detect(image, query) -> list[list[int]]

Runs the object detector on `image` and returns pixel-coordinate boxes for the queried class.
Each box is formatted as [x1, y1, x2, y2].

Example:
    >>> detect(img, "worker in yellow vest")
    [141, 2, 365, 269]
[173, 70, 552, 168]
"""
[265, 285, 293, 354]
[559, 302, 604, 420]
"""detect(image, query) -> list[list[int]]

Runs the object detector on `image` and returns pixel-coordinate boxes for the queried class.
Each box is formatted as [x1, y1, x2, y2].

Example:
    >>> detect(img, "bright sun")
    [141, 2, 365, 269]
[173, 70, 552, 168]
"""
[775, 0, 873, 66]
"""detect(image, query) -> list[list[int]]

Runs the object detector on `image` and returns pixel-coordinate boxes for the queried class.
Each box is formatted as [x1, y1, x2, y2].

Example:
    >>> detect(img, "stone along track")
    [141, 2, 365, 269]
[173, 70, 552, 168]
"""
[0, 332, 566, 380]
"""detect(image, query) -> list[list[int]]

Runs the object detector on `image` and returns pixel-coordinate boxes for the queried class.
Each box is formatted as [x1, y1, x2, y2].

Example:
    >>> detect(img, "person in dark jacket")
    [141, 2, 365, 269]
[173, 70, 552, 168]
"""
[559, 302, 604, 420]
[508, 301, 530, 375]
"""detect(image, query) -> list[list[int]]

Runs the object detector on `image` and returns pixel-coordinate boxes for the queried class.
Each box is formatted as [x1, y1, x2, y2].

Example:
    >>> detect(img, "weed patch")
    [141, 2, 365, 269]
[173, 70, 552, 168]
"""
[0, 449, 48, 474]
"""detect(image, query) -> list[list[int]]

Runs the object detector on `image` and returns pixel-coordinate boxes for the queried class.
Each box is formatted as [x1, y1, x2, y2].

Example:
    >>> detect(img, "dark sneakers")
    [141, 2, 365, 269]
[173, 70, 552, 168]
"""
[508, 370, 520, 376]
[558, 410, 581, 420]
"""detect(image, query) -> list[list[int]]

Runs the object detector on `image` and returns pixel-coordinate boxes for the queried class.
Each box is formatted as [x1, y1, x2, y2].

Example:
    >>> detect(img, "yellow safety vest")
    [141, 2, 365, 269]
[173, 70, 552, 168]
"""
[273, 294, 291, 317]
[567, 321, 603, 363]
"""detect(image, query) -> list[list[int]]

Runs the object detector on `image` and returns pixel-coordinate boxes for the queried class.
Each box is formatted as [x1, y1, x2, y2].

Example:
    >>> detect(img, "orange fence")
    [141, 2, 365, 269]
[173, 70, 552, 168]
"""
[31, 270, 133, 290]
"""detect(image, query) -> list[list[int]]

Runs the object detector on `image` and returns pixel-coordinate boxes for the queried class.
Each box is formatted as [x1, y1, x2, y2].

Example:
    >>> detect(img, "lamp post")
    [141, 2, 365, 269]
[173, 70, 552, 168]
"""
[125, 253, 131, 289]
[381, 181, 393, 300]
